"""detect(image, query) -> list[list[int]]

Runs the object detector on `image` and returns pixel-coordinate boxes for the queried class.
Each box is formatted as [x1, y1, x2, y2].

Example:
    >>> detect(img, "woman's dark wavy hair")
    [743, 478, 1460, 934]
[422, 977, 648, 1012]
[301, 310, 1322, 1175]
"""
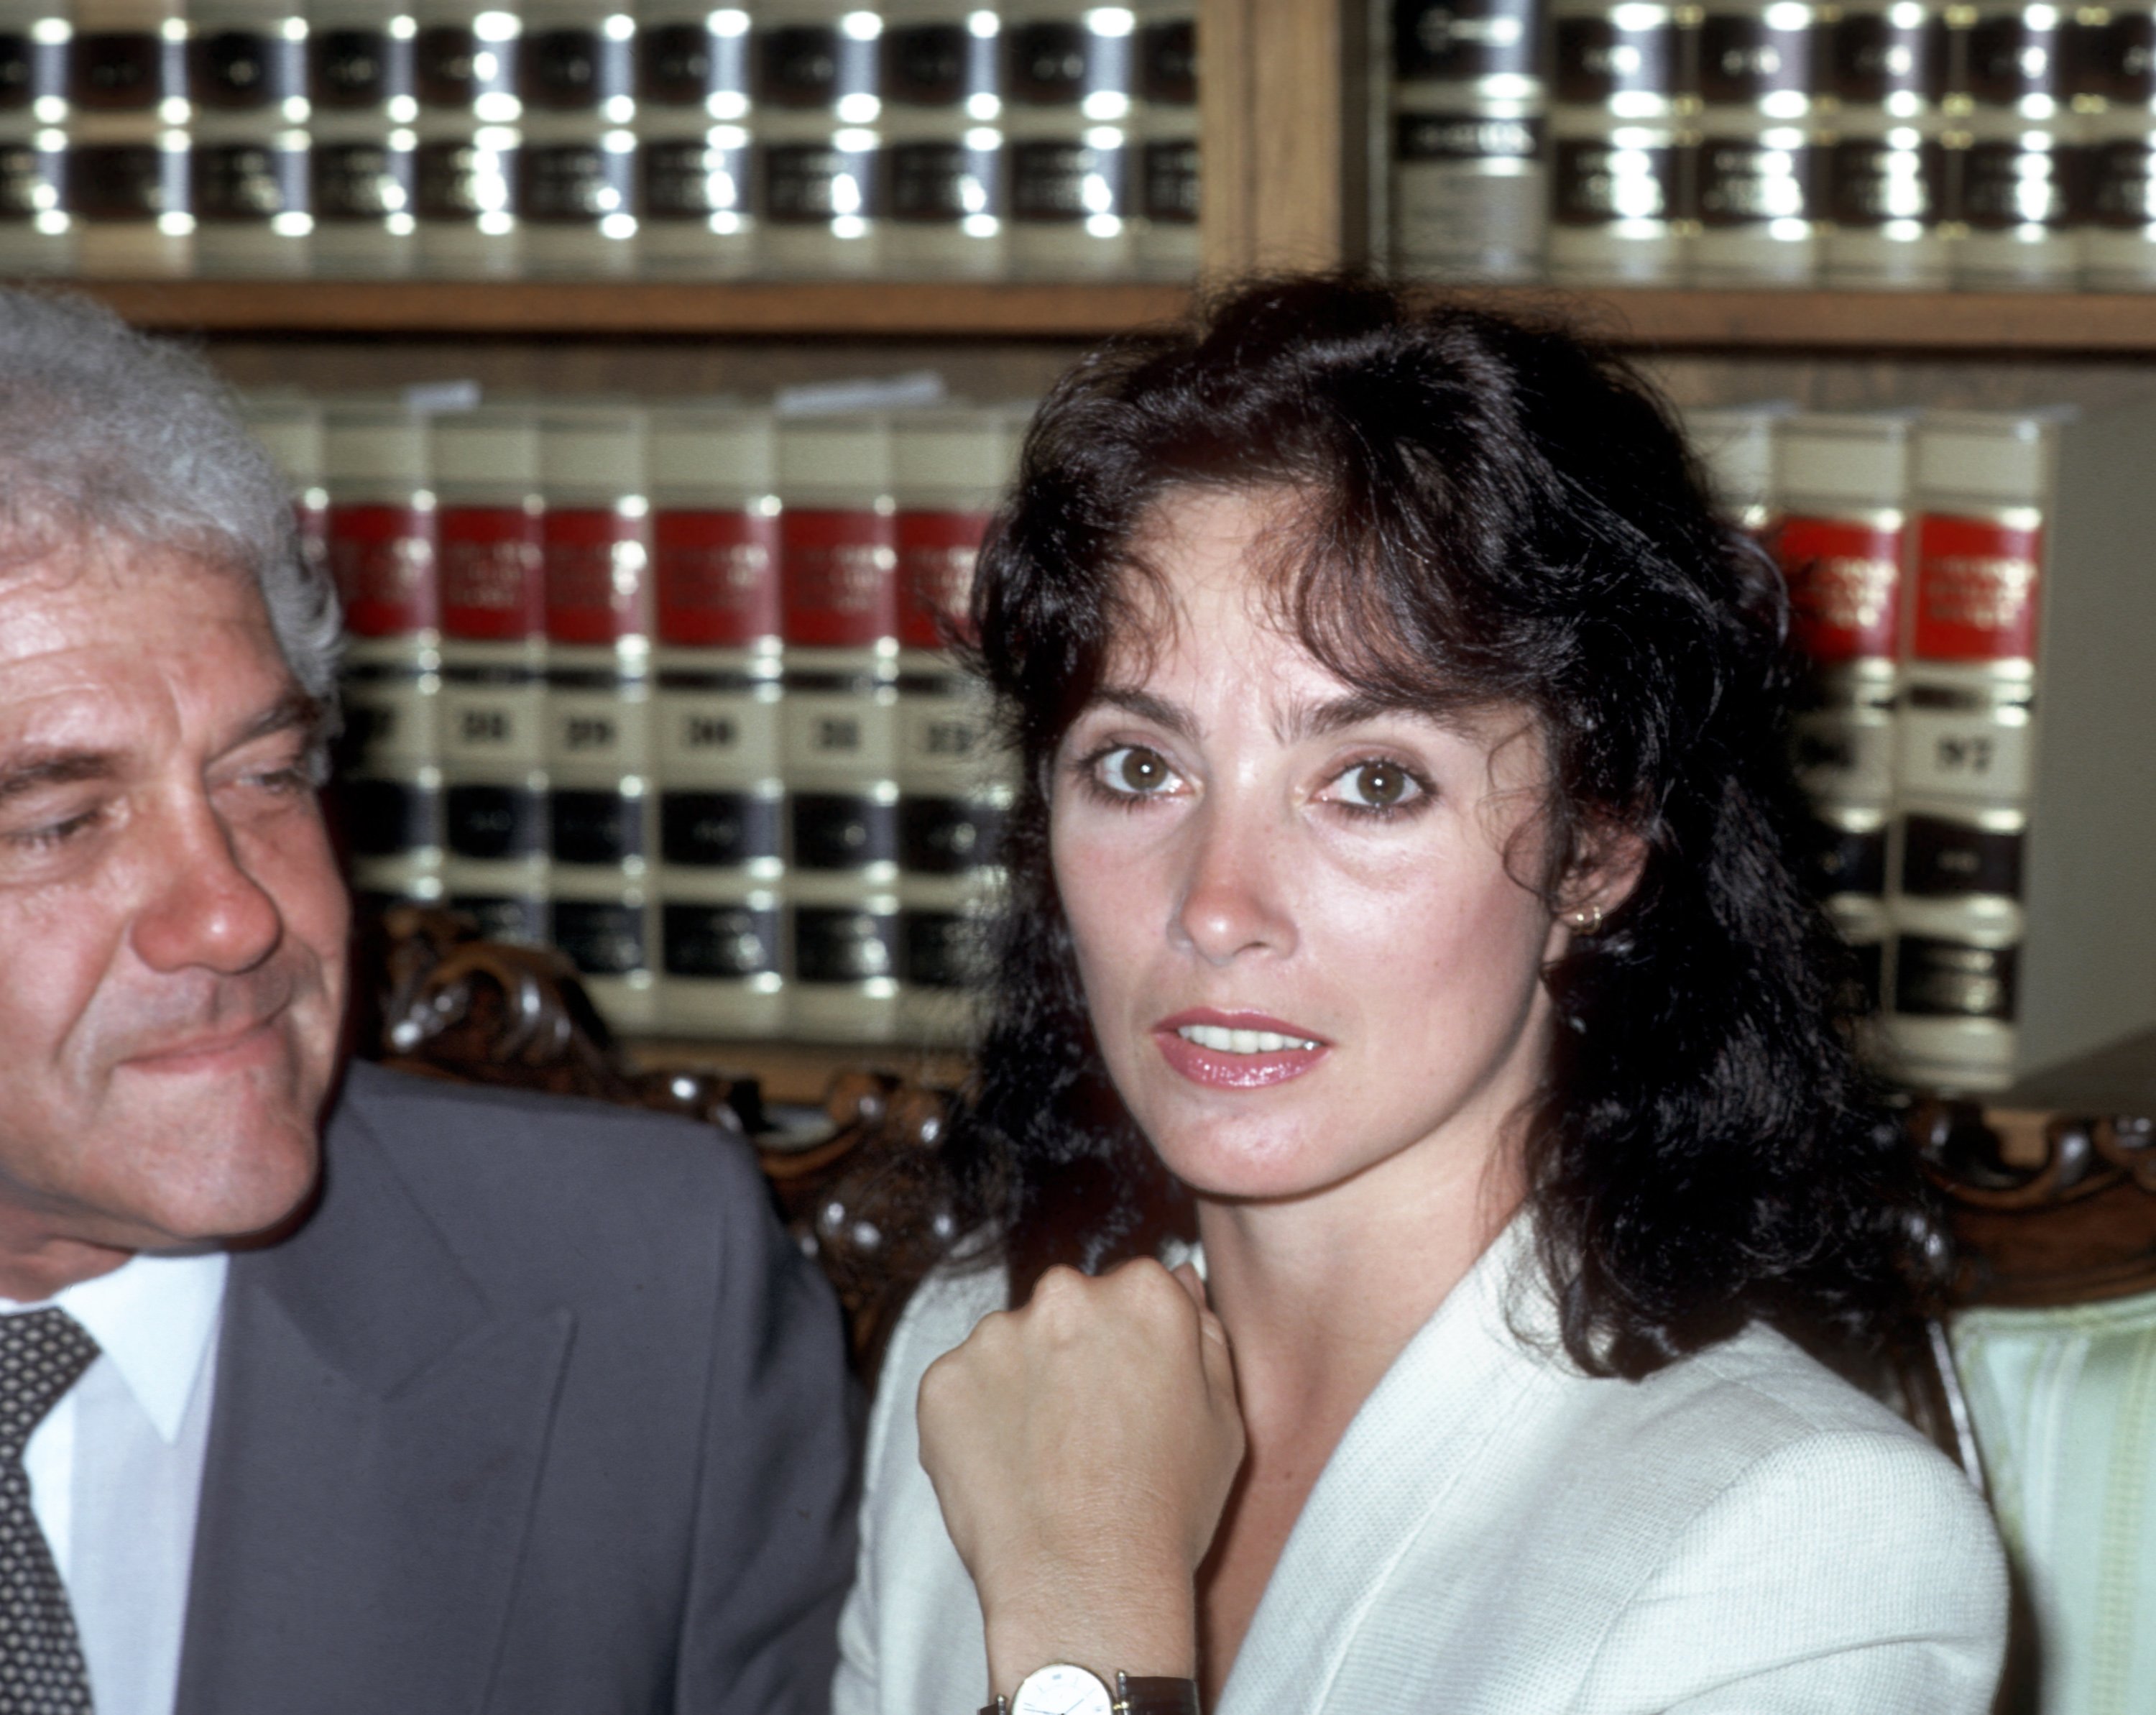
[939, 272, 1935, 1379]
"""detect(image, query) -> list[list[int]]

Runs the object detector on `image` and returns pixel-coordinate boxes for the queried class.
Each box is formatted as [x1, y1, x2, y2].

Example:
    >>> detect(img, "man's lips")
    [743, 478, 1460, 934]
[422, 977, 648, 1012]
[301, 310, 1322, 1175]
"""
[122, 1016, 283, 1071]
[1151, 1008, 1331, 1090]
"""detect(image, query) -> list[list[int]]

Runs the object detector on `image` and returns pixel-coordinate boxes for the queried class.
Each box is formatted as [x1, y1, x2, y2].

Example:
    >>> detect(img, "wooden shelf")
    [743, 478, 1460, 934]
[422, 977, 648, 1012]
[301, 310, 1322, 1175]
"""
[1467, 287, 2156, 357]
[50, 277, 2156, 354]
[65, 279, 1194, 339]
[624, 1036, 969, 1108]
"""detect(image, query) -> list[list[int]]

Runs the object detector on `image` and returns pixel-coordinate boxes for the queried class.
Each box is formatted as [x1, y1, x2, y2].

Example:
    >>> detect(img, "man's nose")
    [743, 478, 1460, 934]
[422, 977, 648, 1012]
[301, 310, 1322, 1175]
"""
[129, 794, 284, 976]
[1169, 798, 1296, 965]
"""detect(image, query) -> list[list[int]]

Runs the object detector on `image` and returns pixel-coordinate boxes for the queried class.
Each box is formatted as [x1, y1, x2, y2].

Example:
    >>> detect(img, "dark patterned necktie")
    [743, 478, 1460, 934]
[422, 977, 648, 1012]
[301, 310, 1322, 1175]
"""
[0, 1310, 98, 1714]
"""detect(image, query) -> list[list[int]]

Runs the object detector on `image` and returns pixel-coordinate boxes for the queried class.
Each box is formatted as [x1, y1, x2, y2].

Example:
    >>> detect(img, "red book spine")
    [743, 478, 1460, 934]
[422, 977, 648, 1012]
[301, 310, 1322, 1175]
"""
[1774, 515, 1904, 666]
[1911, 513, 2042, 664]
[440, 505, 545, 641]
[780, 508, 898, 648]
[653, 508, 782, 647]
[897, 507, 992, 650]
[545, 506, 652, 645]
[328, 501, 437, 638]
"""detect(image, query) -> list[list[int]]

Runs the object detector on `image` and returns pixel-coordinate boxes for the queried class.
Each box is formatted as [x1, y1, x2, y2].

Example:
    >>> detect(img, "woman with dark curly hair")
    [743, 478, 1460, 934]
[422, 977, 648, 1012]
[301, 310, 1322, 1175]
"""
[832, 276, 2005, 1715]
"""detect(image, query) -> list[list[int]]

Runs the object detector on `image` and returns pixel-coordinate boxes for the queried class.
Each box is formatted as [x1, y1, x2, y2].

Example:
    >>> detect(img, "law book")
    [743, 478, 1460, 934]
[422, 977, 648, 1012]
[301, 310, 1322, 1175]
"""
[1547, 0, 1695, 285]
[632, 0, 754, 275]
[2077, 2, 2156, 291]
[1386, 0, 1546, 282]
[433, 402, 550, 947]
[68, 0, 192, 277]
[305, 0, 418, 277]
[1001, 0, 1134, 278]
[752, 0, 883, 277]
[776, 408, 900, 1042]
[879, 0, 1006, 279]
[1682, 397, 1782, 535]
[1817, 0, 1952, 289]
[410, 0, 520, 277]
[1880, 405, 2156, 1093]
[1772, 410, 1915, 1017]
[239, 385, 330, 581]
[1948, 0, 2079, 290]
[893, 402, 1021, 1044]
[0, 0, 73, 277]
[1688, 0, 1818, 285]
[540, 402, 657, 1029]
[188, 0, 310, 276]
[323, 396, 444, 911]
[516, 0, 636, 277]
[1129, 0, 1196, 279]
[649, 401, 787, 1036]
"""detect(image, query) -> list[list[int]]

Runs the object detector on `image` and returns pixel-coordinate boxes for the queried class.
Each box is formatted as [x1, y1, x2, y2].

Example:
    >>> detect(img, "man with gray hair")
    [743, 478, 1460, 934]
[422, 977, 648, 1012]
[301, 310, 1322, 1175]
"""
[0, 290, 854, 1714]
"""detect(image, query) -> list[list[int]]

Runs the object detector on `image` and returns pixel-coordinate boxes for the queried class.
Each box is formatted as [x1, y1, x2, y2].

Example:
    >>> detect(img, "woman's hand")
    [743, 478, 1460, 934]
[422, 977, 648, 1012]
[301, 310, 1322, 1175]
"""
[917, 1259, 1245, 1697]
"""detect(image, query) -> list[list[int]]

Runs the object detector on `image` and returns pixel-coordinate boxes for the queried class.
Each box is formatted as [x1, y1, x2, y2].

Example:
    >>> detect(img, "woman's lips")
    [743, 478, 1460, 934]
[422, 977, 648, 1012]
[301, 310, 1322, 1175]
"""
[1151, 1010, 1331, 1090]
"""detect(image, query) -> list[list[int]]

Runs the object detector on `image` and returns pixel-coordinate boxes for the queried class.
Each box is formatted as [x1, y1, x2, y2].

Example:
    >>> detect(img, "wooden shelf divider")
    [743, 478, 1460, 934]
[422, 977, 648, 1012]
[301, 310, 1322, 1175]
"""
[52, 277, 2156, 354]
[71, 279, 1195, 339]
[1493, 287, 2156, 355]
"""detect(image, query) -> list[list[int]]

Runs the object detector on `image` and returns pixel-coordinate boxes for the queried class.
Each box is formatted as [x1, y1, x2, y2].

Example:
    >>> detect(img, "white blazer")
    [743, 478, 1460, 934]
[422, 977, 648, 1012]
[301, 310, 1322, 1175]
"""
[832, 1220, 2007, 1715]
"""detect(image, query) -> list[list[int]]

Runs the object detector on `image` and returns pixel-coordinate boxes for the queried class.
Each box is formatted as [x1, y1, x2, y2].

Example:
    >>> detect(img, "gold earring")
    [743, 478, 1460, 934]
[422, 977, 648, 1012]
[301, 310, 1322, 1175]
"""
[1565, 903, 1604, 934]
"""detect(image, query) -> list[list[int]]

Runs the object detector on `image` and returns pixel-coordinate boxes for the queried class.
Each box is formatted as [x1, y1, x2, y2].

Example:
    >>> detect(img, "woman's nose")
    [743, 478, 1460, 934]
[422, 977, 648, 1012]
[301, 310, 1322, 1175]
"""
[1169, 800, 1297, 965]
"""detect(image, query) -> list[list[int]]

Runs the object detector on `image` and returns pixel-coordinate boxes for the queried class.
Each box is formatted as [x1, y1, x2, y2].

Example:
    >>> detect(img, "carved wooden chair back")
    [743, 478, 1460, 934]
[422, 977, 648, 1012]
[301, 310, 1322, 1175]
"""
[1905, 1098, 2156, 1715]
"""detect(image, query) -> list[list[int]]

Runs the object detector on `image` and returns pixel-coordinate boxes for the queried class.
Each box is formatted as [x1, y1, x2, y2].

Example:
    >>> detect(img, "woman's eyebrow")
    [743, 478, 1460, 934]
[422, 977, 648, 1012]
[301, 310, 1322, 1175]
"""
[1087, 686, 1197, 740]
[1275, 691, 1430, 745]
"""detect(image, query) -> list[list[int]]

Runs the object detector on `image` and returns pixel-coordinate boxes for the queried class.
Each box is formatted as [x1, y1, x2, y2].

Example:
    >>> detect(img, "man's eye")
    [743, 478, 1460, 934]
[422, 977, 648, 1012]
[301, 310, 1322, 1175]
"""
[1332, 759, 1423, 811]
[6, 806, 101, 849]
[224, 755, 318, 801]
[1098, 745, 1176, 796]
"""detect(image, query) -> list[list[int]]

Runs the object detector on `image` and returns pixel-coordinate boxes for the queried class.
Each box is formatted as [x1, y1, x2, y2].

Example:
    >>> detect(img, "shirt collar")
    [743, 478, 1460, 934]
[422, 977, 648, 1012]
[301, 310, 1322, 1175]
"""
[1, 1251, 228, 1445]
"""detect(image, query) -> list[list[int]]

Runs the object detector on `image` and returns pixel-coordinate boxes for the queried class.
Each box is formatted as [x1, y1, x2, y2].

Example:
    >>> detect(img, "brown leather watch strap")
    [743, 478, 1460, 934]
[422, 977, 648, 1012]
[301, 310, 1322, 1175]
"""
[1114, 1673, 1202, 1715]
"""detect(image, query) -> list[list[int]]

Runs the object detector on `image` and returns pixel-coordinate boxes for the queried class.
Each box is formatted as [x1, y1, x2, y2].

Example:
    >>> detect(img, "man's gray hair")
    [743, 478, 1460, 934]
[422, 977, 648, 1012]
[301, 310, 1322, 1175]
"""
[0, 289, 342, 704]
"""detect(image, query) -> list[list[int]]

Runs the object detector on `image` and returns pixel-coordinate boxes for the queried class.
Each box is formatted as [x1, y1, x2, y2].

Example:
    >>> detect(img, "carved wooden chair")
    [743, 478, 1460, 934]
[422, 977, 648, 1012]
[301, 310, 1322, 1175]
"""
[1906, 1088, 2156, 1715]
[354, 904, 956, 1379]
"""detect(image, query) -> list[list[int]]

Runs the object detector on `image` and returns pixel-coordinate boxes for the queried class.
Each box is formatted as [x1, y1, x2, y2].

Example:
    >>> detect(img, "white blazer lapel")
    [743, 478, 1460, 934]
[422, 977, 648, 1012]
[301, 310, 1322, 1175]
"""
[1217, 1221, 1558, 1714]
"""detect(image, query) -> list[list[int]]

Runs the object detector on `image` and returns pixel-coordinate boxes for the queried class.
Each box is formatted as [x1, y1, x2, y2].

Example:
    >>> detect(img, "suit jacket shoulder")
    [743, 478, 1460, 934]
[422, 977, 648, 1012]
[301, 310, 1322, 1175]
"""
[180, 1061, 856, 1715]
[329, 1059, 786, 1310]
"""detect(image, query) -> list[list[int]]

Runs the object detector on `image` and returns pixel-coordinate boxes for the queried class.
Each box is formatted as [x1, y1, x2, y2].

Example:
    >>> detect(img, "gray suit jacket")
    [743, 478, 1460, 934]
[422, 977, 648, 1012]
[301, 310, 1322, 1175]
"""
[173, 1060, 856, 1715]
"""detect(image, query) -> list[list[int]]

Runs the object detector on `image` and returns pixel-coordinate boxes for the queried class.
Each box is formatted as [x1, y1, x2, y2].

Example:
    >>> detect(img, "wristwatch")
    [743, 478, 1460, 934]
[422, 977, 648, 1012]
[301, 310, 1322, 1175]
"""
[980, 1665, 1201, 1715]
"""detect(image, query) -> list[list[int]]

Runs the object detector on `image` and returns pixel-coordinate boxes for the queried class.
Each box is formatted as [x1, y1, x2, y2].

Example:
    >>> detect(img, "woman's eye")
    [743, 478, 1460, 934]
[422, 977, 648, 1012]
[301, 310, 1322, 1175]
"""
[1098, 745, 1176, 796]
[1332, 759, 1422, 811]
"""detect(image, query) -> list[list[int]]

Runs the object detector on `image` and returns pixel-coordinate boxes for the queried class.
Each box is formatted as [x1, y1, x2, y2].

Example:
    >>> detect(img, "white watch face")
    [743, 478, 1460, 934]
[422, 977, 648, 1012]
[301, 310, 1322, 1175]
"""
[1010, 1663, 1115, 1715]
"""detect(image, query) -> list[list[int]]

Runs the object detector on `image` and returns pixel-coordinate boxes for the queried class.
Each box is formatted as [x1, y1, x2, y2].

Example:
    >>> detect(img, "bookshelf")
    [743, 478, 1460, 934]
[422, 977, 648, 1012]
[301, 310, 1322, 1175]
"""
[52, 0, 2156, 1099]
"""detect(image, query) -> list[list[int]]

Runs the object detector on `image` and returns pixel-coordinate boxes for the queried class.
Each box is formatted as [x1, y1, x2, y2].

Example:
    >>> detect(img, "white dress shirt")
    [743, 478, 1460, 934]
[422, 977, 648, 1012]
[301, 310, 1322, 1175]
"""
[3, 1250, 227, 1715]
